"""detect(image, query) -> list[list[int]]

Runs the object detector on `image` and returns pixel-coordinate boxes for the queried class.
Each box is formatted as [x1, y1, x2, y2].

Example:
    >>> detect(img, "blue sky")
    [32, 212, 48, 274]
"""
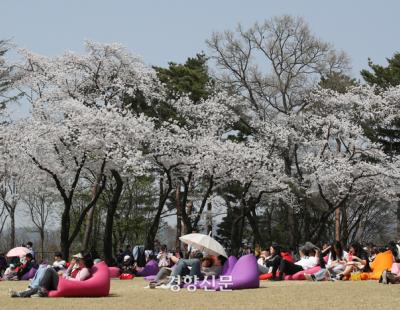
[1, 0, 399, 77]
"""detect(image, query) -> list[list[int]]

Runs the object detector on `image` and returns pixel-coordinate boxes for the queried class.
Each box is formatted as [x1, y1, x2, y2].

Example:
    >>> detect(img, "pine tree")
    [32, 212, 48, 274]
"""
[361, 53, 400, 157]
[361, 53, 400, 238]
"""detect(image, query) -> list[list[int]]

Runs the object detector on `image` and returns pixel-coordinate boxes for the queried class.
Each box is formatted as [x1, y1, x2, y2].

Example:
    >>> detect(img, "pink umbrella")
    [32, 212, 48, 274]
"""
[6, 246, 30, 258]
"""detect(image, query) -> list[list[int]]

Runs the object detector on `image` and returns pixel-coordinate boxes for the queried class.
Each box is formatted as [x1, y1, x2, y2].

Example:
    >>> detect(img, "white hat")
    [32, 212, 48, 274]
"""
[72, 253, 83, 259]
[124, 255, 130, 261]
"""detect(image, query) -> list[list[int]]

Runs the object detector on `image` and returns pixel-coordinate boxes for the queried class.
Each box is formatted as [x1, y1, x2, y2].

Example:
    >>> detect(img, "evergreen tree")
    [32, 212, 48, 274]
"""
[361, 53, 400, 89]
[361, 53, 400, 238]
[319, 72, 358, 94]
[360, 53, 400, 157]
[154, 53, 212, 103]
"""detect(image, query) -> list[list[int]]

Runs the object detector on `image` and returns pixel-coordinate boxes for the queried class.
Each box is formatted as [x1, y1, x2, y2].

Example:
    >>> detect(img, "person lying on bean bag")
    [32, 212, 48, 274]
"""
[9, 253, 93, 298]
[157, 255, 226, 289]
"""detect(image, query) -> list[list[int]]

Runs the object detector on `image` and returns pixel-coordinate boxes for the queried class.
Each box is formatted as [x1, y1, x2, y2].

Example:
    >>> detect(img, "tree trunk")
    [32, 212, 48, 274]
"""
[245, 205, 262, 246]
[341, 205, 348, 244]
[144, 178, 170, 250]
[82, 206, 95, 252]
[60, 204, 71, 260]
[231, 210, 243, 257]
[40, 229, 45, 262]
[183, 201, 193, 235]
[335, 208, 341, 241]
[206, 202, 212, 234]
[234, 202, 246, 255]
[265, 210, 272, 242]
[103, 170, 123, 266]
[303, 199, 310, 242]
[176, 184, 182, 249]
[83, 173, 103, 251]
[192, 176, 214, 231]
[180, 173, 193, 234]
[9, 207, 15, 248]
[286, 203, 295, 248]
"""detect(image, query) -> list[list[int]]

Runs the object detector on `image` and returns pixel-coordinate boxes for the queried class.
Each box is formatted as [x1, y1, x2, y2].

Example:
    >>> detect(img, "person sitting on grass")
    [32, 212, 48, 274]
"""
[304, 243, 334, 281]
[337, 242, 370, 280]
[326, 241, 348, 277]
[17, 253, 37, 280]
[52, 252, 66, 272]
[9, 253, 94, 298]
[146, 249, 184, 288]
[2, 264, 17, 280]
[275, 245, 320, 281]
[157, 244, 170, 268]
[257, 249, 271, 274]
[159, 254, 227, 289]
[264, 243, 282, 280]
[121, 255, 135, 275]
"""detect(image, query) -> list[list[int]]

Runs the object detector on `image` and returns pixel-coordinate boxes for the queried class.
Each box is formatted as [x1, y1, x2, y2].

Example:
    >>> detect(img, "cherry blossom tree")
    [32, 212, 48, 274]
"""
[5, 99, 154, 258]
[9, 42, 161, 258]
[0, 139, 24, 248]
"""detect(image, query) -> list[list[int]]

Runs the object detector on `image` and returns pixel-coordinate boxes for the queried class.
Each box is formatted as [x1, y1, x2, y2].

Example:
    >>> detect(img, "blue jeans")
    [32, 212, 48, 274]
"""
[170, 259, 202, 284]
[312, 268, 328, 281]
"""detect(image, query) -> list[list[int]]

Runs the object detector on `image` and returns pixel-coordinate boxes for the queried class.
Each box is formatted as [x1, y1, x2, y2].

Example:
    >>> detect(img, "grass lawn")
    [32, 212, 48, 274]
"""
[1, 278, 399, 310]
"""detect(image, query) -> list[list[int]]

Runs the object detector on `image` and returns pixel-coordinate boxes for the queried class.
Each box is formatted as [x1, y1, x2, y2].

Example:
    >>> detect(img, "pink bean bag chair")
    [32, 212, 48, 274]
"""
[285, 266, 321, 280]
[21, 267, 37, 280]
[48, 261, 110, 297]
[136, 259, 159, 277]
[198, 254, 259, 291]
[108, 266, 121, 278]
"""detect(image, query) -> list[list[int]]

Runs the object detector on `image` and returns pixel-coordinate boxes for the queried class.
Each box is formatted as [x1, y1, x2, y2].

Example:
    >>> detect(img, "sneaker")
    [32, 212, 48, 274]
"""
[143, 285, 150, 289]
[159, 282, 181, 291]
[304, 273, 314, 281]
[159, 283, 173, 289]
[8, 289, 19, 298]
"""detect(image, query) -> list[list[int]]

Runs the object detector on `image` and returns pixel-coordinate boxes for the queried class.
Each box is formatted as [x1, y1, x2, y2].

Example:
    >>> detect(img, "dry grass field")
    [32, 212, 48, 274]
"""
[1, 278, 399, 310]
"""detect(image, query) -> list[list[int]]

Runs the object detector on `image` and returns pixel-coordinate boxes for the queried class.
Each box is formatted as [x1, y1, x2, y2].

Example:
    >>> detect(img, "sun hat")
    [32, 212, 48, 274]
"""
[72, 253, 83, 259]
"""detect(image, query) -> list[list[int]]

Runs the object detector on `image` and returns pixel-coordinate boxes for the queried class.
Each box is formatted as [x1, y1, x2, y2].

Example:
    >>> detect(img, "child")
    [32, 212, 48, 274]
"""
[2, 264, 17, 280]
[157, 245, 170, 268]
